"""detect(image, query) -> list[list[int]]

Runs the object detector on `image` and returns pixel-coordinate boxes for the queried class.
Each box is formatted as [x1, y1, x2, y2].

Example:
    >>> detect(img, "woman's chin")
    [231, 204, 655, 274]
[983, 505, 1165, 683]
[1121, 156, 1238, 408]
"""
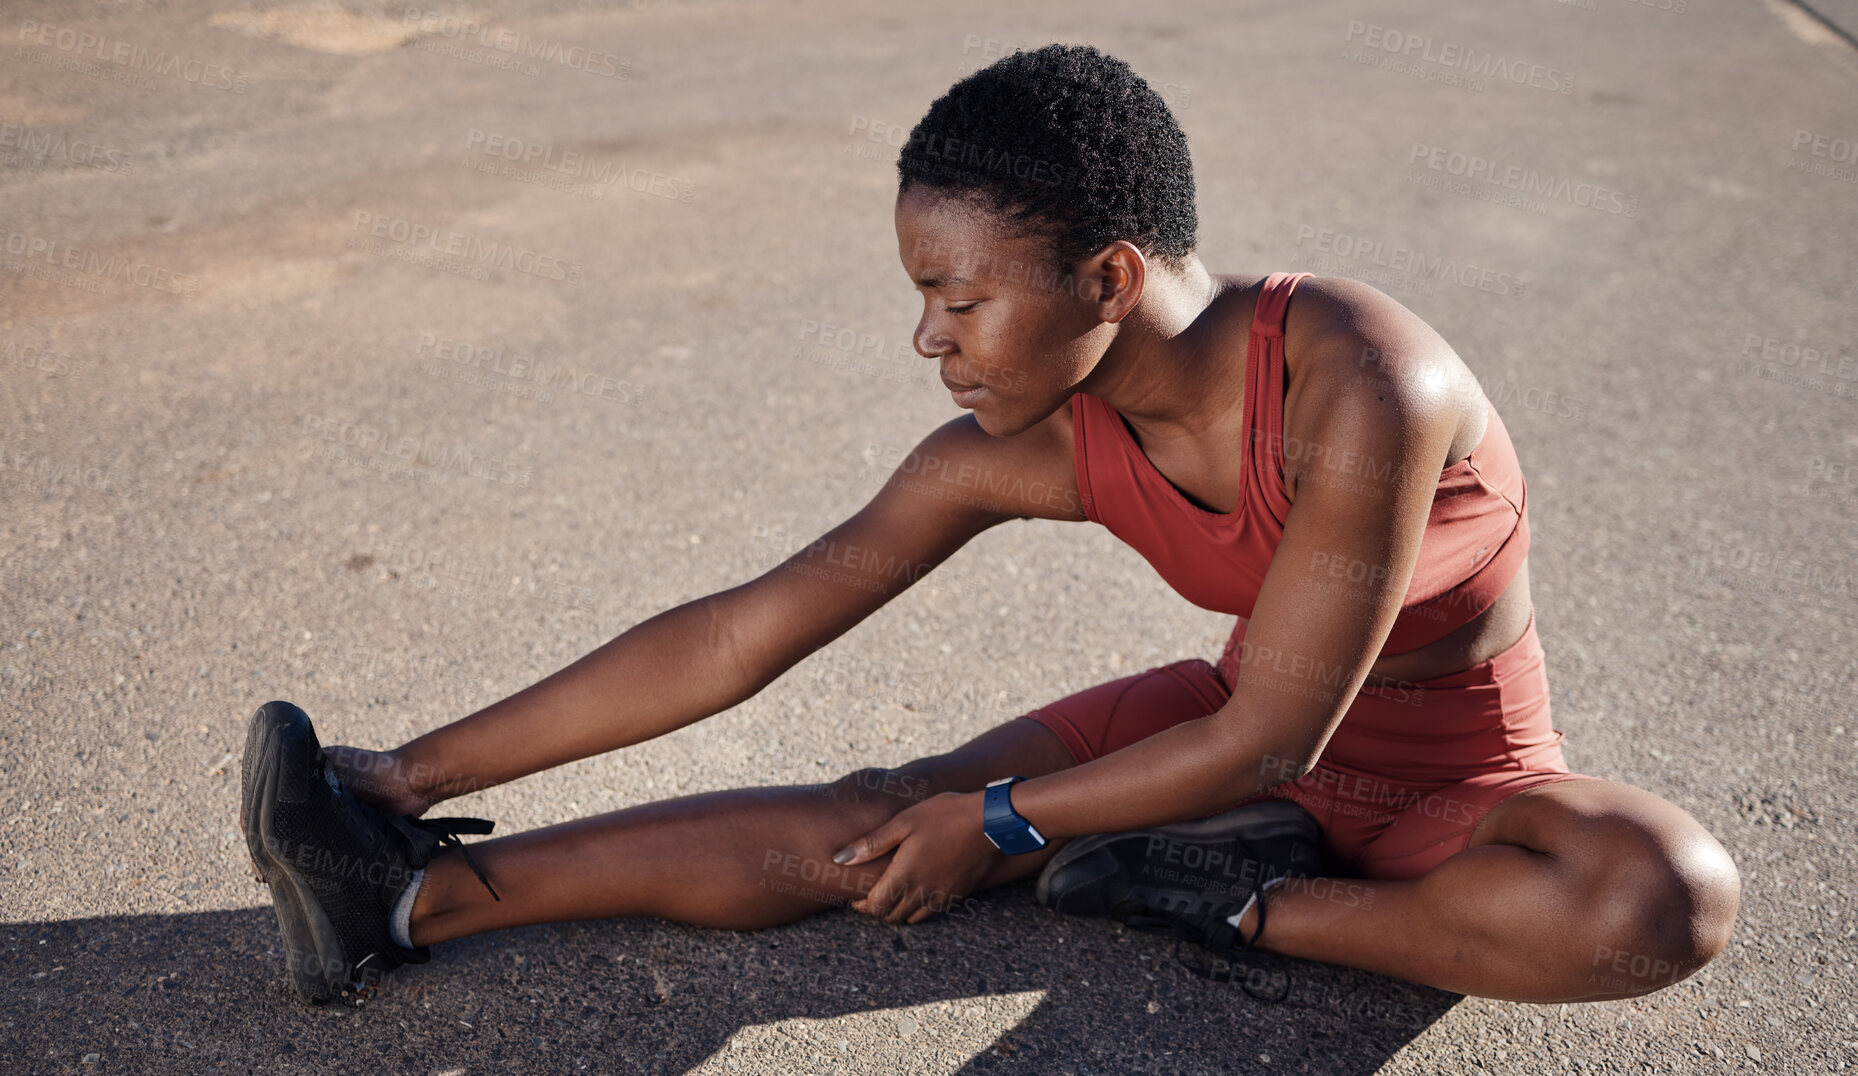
[966, 399, 1044, 439]
[966, 399, 1006, 433]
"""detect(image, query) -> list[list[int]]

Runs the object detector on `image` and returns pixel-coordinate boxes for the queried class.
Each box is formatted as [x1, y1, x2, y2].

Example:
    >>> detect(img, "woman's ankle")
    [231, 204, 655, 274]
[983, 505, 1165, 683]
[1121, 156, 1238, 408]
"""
[406, 852, 480, 947]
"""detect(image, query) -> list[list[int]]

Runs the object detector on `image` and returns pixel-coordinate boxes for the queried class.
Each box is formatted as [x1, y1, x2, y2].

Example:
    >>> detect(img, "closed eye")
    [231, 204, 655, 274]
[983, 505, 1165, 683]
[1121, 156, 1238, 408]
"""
[945, 302, 981, 315]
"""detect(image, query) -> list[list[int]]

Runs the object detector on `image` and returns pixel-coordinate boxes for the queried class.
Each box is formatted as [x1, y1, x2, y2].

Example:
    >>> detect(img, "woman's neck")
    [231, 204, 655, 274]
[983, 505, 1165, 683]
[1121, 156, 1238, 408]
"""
[1081, 258, 1241, 441]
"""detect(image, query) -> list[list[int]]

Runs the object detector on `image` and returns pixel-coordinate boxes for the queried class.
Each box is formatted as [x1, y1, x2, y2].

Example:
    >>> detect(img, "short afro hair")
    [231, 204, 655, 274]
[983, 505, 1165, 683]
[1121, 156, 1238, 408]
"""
[897, 44, 1198, 273]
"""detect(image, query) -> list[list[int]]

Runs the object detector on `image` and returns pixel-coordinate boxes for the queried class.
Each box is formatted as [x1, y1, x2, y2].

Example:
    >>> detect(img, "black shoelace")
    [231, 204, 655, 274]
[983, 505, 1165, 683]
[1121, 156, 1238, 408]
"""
[330, 767, 503, 904]
[392, 814, 501, 902]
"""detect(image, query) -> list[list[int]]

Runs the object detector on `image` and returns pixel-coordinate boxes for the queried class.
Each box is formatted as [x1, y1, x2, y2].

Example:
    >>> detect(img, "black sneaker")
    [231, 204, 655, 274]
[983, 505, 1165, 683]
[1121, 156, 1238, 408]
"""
[240, 700, 499, 1004]
[1035, 799, 1322, 1002]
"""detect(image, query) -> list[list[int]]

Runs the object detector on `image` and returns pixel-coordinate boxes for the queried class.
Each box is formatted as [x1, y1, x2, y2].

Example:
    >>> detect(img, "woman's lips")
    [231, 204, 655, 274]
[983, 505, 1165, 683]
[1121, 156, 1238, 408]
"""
[942, 374, 987, 408]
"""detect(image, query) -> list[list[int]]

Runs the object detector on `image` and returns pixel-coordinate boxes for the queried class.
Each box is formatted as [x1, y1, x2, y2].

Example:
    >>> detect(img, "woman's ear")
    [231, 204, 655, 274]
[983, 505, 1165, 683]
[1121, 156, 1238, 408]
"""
[1084, 241, 1147, 324]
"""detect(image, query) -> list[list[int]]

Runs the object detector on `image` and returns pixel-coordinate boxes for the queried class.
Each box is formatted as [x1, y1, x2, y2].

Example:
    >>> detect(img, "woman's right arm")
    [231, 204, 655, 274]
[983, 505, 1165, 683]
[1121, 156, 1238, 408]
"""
[380, 407, 1084, 807]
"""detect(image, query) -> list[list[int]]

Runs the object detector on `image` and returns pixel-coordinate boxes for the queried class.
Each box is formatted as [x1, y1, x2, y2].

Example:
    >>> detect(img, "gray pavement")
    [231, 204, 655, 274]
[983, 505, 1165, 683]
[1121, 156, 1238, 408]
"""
[2, 0, 1855, 1072]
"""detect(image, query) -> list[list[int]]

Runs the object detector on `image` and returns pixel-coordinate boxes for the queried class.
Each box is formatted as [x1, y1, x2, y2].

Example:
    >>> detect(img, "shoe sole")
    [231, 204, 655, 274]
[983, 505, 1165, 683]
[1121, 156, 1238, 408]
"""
[1035, 799, 1321, 911]
[241, 701, 354, 1004]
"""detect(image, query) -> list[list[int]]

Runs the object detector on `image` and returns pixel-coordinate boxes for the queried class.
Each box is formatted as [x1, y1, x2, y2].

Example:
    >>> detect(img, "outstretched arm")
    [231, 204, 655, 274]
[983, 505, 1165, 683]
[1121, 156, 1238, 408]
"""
[333, 409, 1080, 813]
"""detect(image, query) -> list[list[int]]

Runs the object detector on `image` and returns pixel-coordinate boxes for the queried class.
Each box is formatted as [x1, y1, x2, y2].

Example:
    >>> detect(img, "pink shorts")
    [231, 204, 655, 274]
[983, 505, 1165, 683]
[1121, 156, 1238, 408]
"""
[1022, 609, 1595, 880]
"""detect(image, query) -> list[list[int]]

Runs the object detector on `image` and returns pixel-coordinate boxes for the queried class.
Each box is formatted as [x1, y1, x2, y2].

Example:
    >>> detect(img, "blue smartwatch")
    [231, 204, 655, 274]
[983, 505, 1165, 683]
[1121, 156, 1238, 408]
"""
[982, 776, 1048, 854]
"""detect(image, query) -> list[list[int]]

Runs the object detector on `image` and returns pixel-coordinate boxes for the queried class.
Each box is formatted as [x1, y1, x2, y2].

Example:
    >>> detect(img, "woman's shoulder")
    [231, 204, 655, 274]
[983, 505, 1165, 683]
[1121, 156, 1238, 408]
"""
[1271, 275, 1491, 487]
[1273, 275, 1469, 404]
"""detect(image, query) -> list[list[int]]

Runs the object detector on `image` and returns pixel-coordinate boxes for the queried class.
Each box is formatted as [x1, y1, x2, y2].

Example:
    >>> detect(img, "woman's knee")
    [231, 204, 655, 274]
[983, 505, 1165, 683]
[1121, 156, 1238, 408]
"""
[1629, 824, 1740, 965]
[1574, 810, 1741, 992]
[736, 770, 920, 909]
[823, 766, 937, 818]
[1492, 781, 1741, 994]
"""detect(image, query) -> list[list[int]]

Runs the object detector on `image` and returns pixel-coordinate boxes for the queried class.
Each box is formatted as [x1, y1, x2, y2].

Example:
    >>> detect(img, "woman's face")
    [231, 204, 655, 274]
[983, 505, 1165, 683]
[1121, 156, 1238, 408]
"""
[894, 185, 1117, 437]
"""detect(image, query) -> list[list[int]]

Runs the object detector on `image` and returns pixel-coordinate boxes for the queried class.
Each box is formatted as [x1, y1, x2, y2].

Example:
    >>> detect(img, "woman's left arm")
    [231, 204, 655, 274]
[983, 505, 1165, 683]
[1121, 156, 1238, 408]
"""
[841, 282, 1467, 923]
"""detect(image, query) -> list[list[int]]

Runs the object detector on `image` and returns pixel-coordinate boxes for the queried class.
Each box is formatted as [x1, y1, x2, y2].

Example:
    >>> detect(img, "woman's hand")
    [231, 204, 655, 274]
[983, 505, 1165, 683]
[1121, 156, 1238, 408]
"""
[323, 745, 436, 817]
[834, 791, 1001, 925]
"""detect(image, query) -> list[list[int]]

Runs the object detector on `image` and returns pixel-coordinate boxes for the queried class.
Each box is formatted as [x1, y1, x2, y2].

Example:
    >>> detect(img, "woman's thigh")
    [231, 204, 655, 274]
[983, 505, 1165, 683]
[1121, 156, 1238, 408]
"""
[845, 661, 1232, 893]
[873, 656, 1231, 800]
[1011, 658, 1231, 766]
[1343, 769, 1599, 880]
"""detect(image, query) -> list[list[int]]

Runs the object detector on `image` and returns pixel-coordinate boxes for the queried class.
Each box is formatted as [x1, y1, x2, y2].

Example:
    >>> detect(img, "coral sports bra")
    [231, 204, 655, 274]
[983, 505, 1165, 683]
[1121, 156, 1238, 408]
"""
[1068, 271, 1529, 655]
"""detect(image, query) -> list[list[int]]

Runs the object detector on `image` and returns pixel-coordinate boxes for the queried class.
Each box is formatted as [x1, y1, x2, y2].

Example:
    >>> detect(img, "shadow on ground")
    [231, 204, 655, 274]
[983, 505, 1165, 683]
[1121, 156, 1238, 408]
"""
[4, 882, 1455, 1075]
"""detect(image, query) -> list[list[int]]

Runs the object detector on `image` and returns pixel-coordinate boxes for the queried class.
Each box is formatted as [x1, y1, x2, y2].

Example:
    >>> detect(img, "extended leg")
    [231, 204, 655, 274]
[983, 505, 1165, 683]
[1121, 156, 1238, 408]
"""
[1242, 780, 1741, 1002]
[408, 717, 1078, 945]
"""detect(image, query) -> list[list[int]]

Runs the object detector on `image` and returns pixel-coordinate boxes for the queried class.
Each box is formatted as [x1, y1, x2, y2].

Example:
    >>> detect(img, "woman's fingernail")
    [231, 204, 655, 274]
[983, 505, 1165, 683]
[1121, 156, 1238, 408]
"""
[832, 848, 854, 865]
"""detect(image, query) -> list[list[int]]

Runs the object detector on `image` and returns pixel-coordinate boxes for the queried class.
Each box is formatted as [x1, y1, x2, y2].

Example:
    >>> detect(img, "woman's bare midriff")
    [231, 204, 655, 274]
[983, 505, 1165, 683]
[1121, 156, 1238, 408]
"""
[1361, 561, 1533, 687]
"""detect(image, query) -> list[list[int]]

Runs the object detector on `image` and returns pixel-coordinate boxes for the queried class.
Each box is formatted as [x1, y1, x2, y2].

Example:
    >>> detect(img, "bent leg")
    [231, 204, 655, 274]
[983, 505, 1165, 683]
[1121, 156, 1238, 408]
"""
[1254, 779, 1741, 1002]
[410, 716, 1076, 945]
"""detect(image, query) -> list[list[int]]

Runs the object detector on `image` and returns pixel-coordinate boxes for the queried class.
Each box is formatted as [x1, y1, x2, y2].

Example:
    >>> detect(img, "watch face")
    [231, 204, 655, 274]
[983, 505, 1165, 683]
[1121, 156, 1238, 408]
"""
[992, 827, 1047, 855]
[982, 776, 1042, 853]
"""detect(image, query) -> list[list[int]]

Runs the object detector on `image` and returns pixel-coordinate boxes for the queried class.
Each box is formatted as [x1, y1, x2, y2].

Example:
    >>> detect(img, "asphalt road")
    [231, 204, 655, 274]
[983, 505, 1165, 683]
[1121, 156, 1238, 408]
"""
[2, 0, 1855, 1073]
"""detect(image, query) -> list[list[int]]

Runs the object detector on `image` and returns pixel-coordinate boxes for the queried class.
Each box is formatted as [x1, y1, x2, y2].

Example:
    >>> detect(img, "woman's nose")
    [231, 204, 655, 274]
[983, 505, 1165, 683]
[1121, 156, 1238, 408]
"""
[914, 319, 950, 359]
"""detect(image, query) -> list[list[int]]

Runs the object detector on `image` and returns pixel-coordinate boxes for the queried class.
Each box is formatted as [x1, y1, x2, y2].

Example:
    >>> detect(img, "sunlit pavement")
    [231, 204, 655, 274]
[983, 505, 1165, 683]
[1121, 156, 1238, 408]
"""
[3, 1, 1854, 1072]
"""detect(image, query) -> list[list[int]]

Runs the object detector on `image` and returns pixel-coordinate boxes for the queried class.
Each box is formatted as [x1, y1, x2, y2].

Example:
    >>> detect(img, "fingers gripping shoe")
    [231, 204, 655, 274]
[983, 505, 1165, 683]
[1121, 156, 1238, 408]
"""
[240, 700, 499, 1003]
[1035, 799, 1323, 1002]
